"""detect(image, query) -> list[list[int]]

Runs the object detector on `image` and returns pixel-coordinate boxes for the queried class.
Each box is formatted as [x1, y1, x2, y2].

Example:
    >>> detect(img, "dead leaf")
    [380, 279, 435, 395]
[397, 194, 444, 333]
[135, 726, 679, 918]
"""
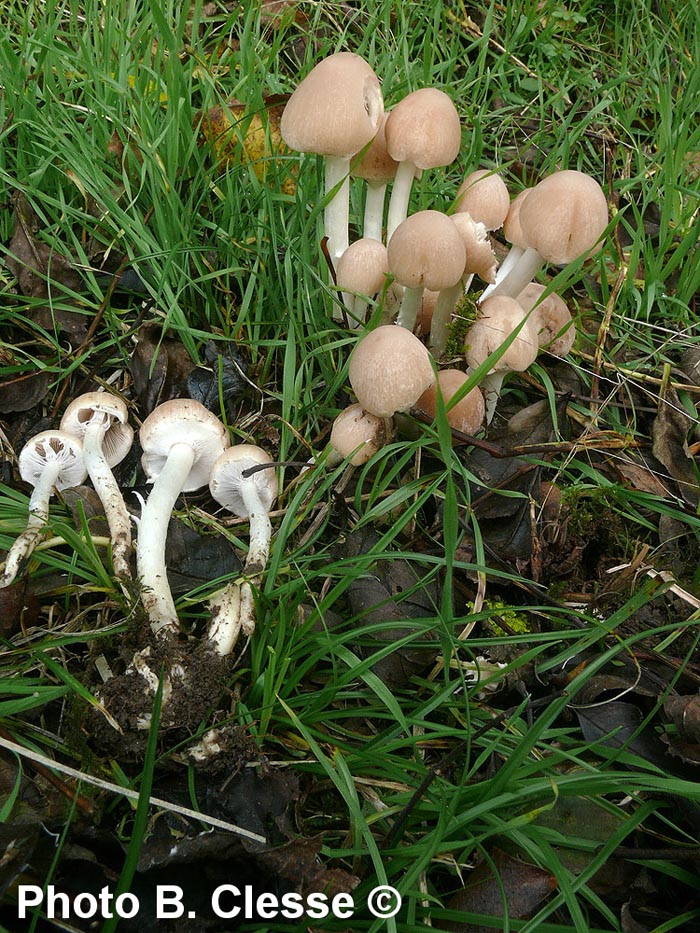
[0, 577, 42, 639]
[652, 378, 699, 507]
[129, 324, 196, 414]
[443, 848, 556, 932]
[6, 195, 83, 299]
[664, 695, 700, 744]
[164, 518, 240, 595]
[198, 95, 296, 194]
[0, 369, 50, 414]
[187, 340, 249, 420]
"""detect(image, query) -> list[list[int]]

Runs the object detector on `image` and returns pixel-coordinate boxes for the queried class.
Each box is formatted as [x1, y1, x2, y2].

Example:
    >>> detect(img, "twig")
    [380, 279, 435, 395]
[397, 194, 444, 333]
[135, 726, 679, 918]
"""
[0, 734, 267, 845]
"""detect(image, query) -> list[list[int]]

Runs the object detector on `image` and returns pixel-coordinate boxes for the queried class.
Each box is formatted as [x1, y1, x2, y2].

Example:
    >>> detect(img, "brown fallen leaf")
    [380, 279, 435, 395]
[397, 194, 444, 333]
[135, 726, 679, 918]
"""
[0, 369, 50, 414]
[129, 324, 196, 415]
[652, 371, 699, 507]
[198, 95, 296, 194]
[443, 848, 557, 932]
[6, 194, 83, 299]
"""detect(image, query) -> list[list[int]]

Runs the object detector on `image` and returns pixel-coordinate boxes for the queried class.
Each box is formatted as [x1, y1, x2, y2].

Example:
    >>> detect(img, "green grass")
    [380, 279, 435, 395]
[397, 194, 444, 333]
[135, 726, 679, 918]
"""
[1, 0, 700, 930]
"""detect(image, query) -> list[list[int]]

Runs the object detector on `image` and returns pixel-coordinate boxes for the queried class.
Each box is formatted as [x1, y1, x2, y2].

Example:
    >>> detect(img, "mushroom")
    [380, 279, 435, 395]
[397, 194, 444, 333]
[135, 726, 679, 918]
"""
[335, 237, 390, 325]
[484, 170, 609, 300]
[207, 445, 278, 656]
[384, 87, 461, 240]
[454, 168, 510, 232]
[516, 283, 575, 356]
[1, 431, 86, 588]
[351, 112, 399, 242]
[327, 404, 388, 465]
[415, 370, 485, 439]
[280, 52, 384, 267]
[464, 295, 539, 423]
[137, 399, 230, 635]
[348, 325, 435, 427]
[387, 210, 466, 333]
[60, 391, 134, 582]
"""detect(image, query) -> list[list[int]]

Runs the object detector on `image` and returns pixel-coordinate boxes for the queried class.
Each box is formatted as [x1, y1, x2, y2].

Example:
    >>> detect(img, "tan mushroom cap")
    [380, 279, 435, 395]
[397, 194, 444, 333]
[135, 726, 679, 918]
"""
[502, 189, 532, 248]
[336, 238, 389, 296]
[416, 370, 485, 436]
[209, 444, 278, 518]
[516, 283, 575, 356]
[351, 112, 399, 184]
[518, 170, 609, 264]
[140, 399, 230, 492]
[387, 210, 466, 291]
[464, 296, 539, 374]
[60, 391, 133, 467]
[450, 213, 498, 283]
[455, 169, 510, 231]
[280, 52, 384, 159]
[384, 88, 461, 169]
[349, 325, 435, 418]
[19, 430, 87, 490]
[329, 404, 387, 465]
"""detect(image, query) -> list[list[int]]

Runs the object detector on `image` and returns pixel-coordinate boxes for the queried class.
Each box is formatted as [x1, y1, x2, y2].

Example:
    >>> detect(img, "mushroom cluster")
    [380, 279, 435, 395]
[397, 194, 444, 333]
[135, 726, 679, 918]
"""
[1, 393, 280, 659]
[281, 52, 610, 432]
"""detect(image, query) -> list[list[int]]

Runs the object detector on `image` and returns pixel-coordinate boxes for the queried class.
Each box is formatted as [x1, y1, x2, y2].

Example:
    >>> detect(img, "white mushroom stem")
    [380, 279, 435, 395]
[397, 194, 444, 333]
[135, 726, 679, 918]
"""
[480, 247, 543, 301]
[480, 246, 525, 301]
[428, 281, 465, 357]
[386, 160, 418, 242]
[137, 442, 195, 635]
[395, 285, 423, 331]
[207, 478, 272, 656]
[1, 459, 62, 587]
[82, 417, 132, 582]
[324, 156, 351, 272]
[363, 183, 387, 242]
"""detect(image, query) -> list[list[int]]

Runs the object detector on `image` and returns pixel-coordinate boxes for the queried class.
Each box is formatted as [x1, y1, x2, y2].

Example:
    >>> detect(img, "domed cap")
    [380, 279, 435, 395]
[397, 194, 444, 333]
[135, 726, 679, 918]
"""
[385, 88, 461, 169]
[387, 210, 466, 291]
[502, 189, 532, 249]
[464, 296, 539, 374]
[19, 430, 87, 490]
[209, 445, 278, 517]
[450, 213, 498, 283]
[329, 404, 387, 465]
[516, 283, 575, 355]
[140, 399, 230, 492]
[416, 370, 485, 436]
[455, 169, 510, 231]
[60, 391, 133, 467]
[280, 52, 384, 159]
[518, 170, 609, 264]
[336, 238, 389, 296]
[349, 325, 435, 418]
[351, 112, 399, 185]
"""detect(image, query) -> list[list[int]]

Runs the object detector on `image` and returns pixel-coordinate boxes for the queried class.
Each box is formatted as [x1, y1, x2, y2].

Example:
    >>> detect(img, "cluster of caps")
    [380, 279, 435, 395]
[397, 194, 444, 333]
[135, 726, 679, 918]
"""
[281, 52, 610, 455]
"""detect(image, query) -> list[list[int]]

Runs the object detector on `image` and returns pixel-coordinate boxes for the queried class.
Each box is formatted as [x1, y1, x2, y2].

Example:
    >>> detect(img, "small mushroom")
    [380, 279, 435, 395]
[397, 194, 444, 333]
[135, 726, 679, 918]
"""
[335, 237, 390, 324]
[1, 430, 86, 587]
[485, 170, 609, 300]
[137, 399, 230, 635]
[516, 283, 575, 356]
[60, 391, 134, 581]
[454, 168, 510, 232]
[328, 404, 389, 466]
[348, 325, 435, 425]
[280, 52, 384, 267]
[415, 369, 485, 439]
[387, 210, 466, 333]
[464, 296, 539, 423]
[208, 445, 278, 656]
[384, 87, 461, 240]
